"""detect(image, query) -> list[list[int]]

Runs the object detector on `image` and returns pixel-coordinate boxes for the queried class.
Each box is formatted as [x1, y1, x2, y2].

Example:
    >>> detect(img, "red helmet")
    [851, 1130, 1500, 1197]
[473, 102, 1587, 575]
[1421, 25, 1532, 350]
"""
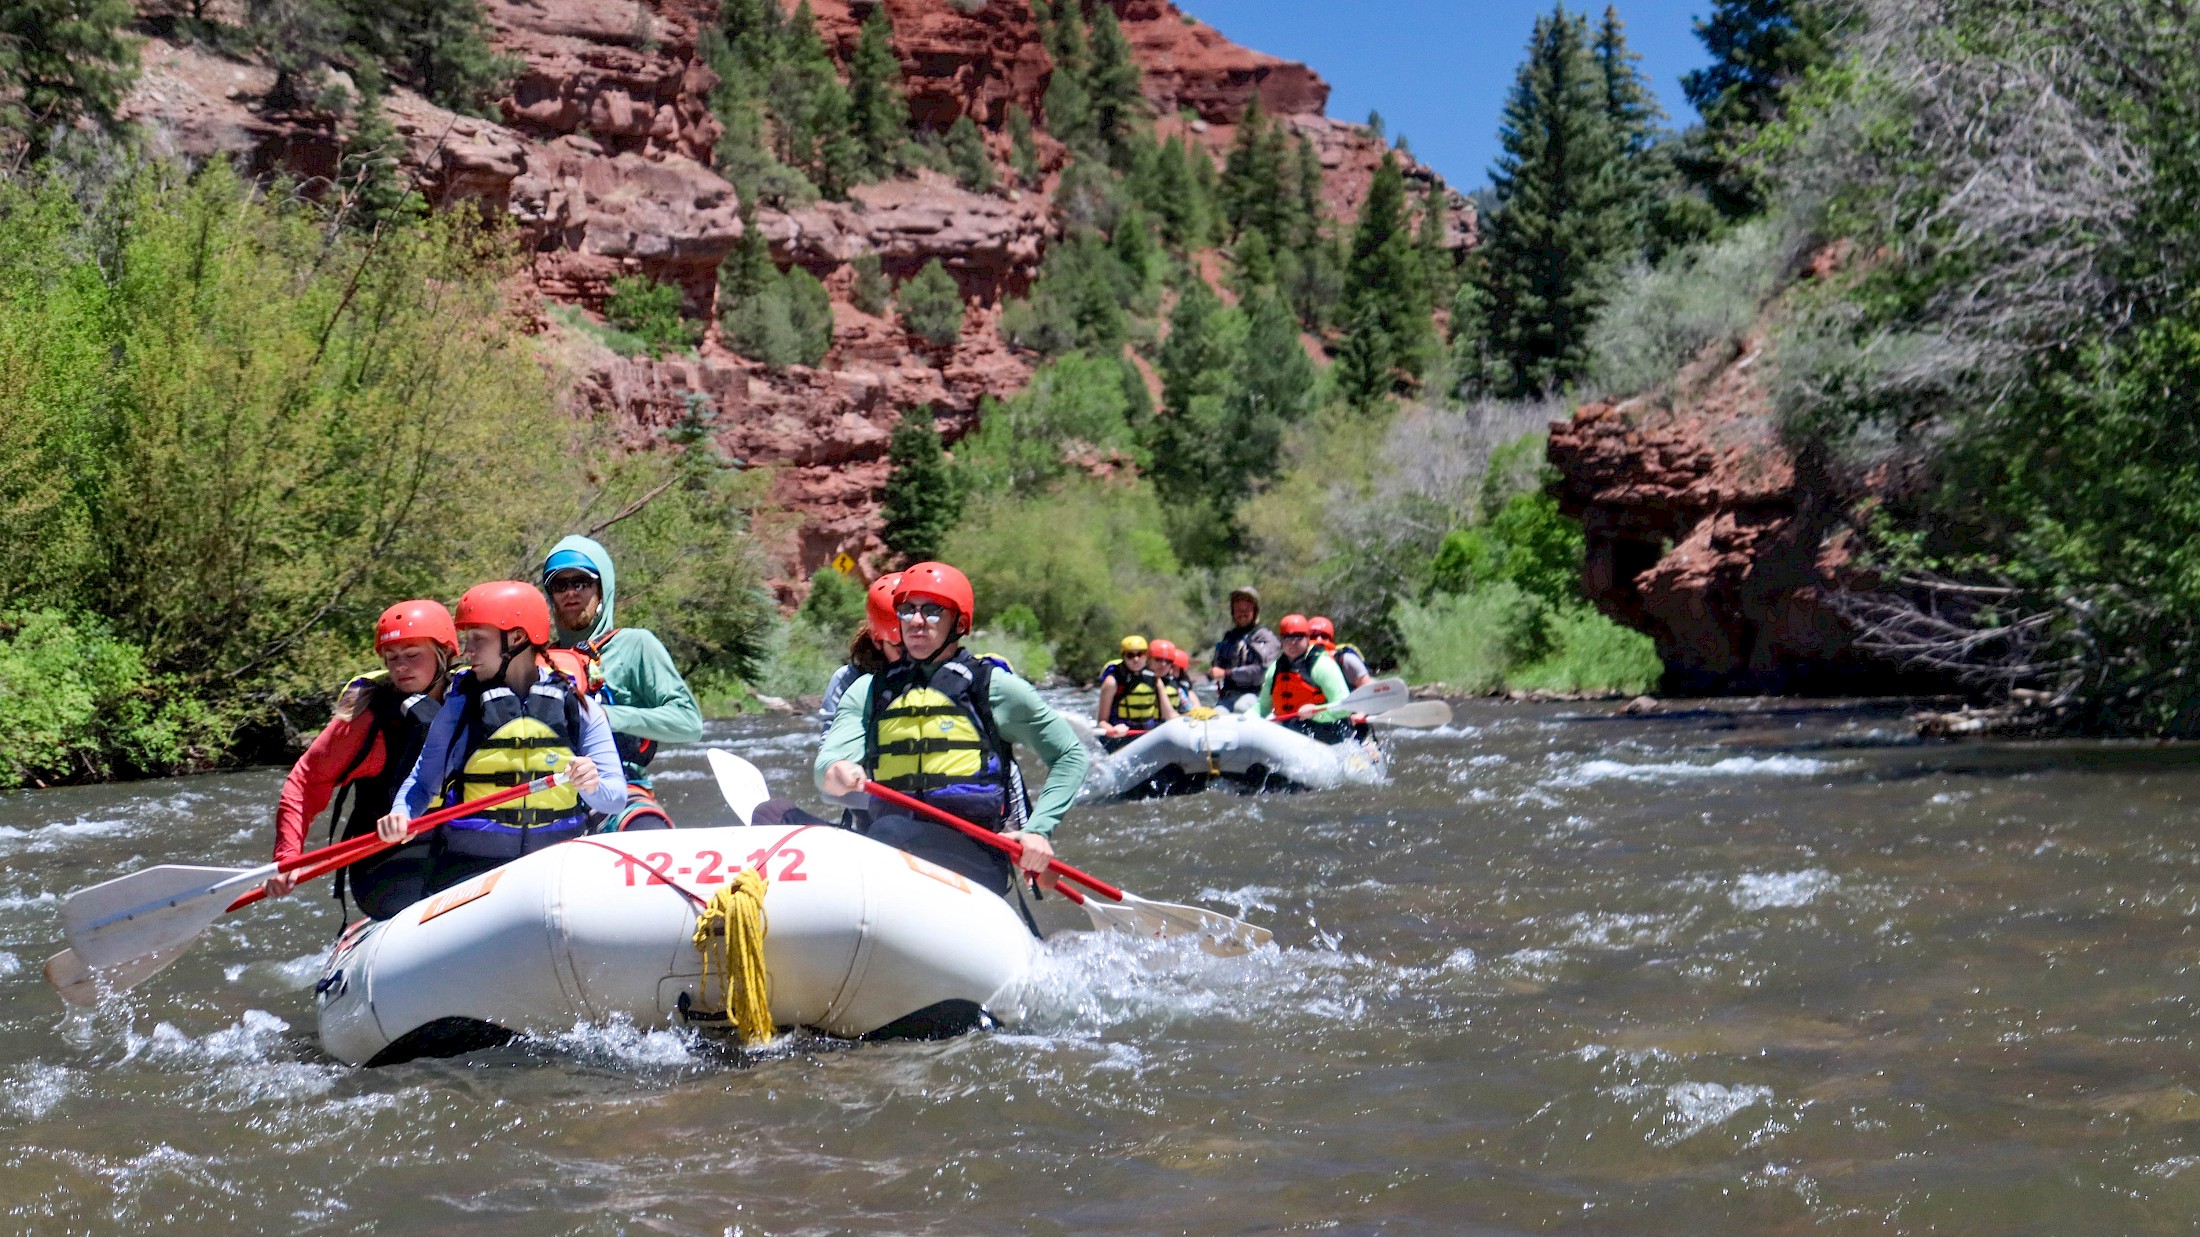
[454, 581, 552, 648]
[1278, 613, 1312, 637]
[375, 599, 459, 656]
[1308, 616, 1336, 642]
[1172, 647, 1190, 671]
[866, 571, 904, 644]
[1149, 638, 1179, 664]
[895, 561, 975, 636]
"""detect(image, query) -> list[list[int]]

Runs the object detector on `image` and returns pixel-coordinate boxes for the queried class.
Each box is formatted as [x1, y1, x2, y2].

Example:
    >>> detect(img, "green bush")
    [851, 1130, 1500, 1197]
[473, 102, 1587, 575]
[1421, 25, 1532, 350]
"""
[953, 351, 1145, 497]
[743, 613, 849, 701]
[1430, 489, 1585, 611]
[722, 265, 833, 368]
[797, 567, 867, 634]
[604, 274, 701, 358]
[1517, 605, 1663, 695]
[898, 259, 965, 347]
[851, 252, 890, 315]
[0, 610, 226, 788]
[1396, 586, 1546, 693]
[1586, 219, 1788, 395]
[945, 115, 995, 193]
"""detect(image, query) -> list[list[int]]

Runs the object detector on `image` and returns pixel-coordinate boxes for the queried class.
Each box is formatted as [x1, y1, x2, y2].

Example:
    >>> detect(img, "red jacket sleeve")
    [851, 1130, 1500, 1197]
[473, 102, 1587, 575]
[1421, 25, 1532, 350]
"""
[272, 712, 384, 864]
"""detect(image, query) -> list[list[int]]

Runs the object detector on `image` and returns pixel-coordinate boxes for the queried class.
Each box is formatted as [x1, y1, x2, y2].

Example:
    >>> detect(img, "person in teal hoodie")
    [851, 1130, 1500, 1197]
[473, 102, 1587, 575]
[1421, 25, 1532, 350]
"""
[541, 535, 705, 829]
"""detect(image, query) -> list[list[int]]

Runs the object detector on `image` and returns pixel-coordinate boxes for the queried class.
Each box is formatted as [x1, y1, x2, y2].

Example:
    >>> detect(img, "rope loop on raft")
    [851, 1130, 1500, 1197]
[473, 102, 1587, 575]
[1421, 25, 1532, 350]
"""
[691, 867, 773, 1046]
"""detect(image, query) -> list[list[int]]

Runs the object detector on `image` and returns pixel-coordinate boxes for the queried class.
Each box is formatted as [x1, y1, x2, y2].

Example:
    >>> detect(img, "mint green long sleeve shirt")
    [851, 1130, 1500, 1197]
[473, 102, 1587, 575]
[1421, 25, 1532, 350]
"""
[1257, 651, 1354, 721]
[814, 667, 1089, 836]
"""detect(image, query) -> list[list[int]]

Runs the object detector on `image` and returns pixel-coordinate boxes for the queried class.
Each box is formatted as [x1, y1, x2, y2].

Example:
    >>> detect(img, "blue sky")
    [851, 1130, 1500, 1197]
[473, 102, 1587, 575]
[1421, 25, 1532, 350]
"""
[1176, 0, 1714, 193]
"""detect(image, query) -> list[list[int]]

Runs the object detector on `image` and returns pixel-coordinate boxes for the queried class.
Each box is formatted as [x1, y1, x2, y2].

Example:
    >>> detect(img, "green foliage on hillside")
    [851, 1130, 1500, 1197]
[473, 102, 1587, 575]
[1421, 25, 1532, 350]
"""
[0, 160, 774, 785]
[881, 406, 961, 565]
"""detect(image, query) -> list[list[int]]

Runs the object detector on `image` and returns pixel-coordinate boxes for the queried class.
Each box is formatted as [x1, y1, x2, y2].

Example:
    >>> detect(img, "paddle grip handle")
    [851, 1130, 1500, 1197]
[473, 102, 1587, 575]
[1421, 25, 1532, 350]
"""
[226, 770, 572, 912]
[861, 780, 1122, 902]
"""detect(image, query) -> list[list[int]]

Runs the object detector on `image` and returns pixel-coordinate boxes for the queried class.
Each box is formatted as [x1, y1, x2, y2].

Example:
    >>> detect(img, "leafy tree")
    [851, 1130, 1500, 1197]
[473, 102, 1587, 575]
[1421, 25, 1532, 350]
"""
[850, 251, 890, 316]
[344, 0, 517, 116]
[944, 114, 995, 192]
[898, 258, 964, 347]
[606, 275, 701, 358]
[0, 0, 137, 161]
[847, 3, 909, 178]
[797, 565, 866, 632]
[880, 406, 961, 564]
[1477, 6, 1629, 395]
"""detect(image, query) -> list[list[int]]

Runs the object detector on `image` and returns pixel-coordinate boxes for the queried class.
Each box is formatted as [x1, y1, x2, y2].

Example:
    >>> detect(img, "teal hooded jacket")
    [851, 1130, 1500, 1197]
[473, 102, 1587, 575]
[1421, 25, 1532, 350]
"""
[543, 535, 705, 758]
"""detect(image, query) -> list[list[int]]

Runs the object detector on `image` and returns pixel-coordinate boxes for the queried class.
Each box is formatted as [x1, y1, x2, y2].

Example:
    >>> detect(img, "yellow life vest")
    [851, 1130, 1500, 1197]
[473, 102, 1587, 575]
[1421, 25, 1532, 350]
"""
[438, 670, 589, 856]
[1100, 659, 1162, 723]
[864, 652, 1015, 833]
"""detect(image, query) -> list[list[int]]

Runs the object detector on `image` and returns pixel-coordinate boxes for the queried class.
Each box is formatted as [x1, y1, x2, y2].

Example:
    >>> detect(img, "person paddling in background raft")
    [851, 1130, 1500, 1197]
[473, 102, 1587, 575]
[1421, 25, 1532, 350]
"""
[262, 600, 459, 918]
[1095, 634, 1177, 747]
[1260, 613, 1356, 744]
[816, 562, 1089, 899]
[542, 537, 702, 831]
[1310, 616, 1372, 692]
[820, 572, 903, 734]
[1209, 585, 1280, 713]
[375, 582, 629, 909]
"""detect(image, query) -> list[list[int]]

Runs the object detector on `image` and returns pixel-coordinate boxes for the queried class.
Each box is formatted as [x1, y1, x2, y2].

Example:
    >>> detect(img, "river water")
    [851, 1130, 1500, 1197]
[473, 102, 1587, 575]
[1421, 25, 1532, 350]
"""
[5, 698, 2200, 1233]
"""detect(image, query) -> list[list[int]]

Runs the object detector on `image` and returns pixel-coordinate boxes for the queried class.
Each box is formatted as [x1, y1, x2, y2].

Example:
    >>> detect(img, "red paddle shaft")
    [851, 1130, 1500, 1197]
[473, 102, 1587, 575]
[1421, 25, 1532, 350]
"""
[861, 780, 1124, 902]
[225, 770, 571, 912]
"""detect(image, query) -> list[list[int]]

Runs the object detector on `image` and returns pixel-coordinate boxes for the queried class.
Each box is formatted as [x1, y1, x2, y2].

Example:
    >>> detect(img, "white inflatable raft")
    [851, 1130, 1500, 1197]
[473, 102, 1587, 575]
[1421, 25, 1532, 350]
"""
[315, 824, 1039, 1066]
[1082, 712, 1384, 801]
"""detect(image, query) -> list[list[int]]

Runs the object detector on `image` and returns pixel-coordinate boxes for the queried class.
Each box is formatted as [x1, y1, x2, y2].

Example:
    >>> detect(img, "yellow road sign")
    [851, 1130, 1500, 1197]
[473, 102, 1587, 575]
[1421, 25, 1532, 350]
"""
[831, 552, 857, 575]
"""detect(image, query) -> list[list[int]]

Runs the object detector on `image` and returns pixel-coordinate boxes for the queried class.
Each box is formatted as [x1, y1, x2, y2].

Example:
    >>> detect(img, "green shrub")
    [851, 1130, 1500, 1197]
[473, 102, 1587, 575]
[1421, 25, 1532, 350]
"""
[1396, 586, 1546, 693]
[881, 406, 962, 564]
[899, 259, 965, 346]
[953, 351, 1145, 497]
[1517, 605, 1663, 694]
[744, 613, 848, 701]
[945, 115, 995, 193]
[0, 610, 227, 788]
[1587, 219, 1789, 396]
[797, 567, 866, 633]
[604, 274, 701, 357]
[722, 265, 833, 367]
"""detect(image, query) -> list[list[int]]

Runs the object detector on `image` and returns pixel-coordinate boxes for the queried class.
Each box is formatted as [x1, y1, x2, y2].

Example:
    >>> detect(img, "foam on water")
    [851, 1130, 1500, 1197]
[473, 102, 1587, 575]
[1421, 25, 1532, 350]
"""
[4, 1061, 71, 1121]
[1551, 754, 1843, 787]
[0, 950, 21, 977]
[526, 1017, 715, 1069]
[1729, 868, 1838, 911]
[1612, 1080, 1778, 1145]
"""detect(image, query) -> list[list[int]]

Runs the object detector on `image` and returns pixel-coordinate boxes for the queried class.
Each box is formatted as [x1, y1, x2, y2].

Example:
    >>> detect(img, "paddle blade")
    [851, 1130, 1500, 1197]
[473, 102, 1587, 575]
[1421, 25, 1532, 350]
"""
[45, 941, 194, 1007]
[1078, 893, 1273, 957]
[60, 864, 259, 969]
[1337, 677, 1409, 716]
[1368, 699, 1454, 729]
[705, 748, 772, 825]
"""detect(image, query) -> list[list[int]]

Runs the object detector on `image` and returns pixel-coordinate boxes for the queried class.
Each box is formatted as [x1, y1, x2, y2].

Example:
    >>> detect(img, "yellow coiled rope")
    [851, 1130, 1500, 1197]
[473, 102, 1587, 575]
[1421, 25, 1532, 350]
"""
[691, 867, 772, 1046]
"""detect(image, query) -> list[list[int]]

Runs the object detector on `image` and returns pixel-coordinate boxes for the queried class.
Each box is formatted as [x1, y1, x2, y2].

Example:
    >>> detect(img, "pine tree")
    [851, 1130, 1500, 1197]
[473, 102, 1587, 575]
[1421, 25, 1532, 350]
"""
[881, 406, 962, 565]
[1594, 4, 1661, 250]
[1417, 178, 1456, 306]
[722, 197, 775, 303]
[851, 252, 890, 316]
[1221, 96, 1298, 246]
[1085, 3, 1144, 165]
[0, 0, 137, 160]
[770, 2, 861, 195]
[250, 0, 344, 112]
[1149, 278, 1236, 510]
[944, 114, 994, 192]
[1679, 0, 1833, 218]
[1228, 289, 1315, 463]
[1233, 226, 1275, 292]
[344, 0, 517, 116]
[1341, 153, 1436, 390]
[1038, 0, 1093, 148]
[1479, 6, 1629, 395]
[1158, 277, 1232, 425]
[339, 61, 422, 230]
[1333, 297, 1395, 412]
[1006, 103, 1040, 187]
[898, 259, 965, 347]
[848, 4, 909, 179]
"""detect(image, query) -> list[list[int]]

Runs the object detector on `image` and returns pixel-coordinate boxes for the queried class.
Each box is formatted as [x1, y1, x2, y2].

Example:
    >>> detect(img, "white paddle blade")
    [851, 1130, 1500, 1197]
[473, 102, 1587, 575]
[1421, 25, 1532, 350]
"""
[60, 864, 264, 969]
[45, 941, 194, 1007]
[1368, 699, 1454, 729]
[705, 748, 772, 825]
[1337, 677, 1409, 716]
[1077, 892, 1274, 957]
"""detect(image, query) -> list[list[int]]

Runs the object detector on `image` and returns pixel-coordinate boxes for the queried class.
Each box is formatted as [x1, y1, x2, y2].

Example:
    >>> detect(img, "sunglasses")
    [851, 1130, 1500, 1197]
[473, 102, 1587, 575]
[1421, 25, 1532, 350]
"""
[547, 574, 597, 595]
[895, 602, 951, 623]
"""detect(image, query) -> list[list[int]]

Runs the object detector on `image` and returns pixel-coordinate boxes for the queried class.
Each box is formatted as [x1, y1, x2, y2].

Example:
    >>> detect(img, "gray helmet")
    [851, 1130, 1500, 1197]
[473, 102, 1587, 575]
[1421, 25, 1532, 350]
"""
[1228, 585, 1260, 613]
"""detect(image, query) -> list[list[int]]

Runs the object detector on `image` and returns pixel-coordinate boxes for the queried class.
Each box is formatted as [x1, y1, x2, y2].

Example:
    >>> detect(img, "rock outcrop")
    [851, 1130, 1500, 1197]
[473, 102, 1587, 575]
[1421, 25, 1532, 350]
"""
[1546, 335, 1917, 695]
[117, 0, 1473, 597]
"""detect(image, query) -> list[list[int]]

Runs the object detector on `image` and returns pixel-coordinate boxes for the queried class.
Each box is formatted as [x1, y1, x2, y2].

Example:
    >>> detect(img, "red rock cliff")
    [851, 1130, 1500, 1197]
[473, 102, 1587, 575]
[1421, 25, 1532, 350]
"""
[120, 0, 1472, 600]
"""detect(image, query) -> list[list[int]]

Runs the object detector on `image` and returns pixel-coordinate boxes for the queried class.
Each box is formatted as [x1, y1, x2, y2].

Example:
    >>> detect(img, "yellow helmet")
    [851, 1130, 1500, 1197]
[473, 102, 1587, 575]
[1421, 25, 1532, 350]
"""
[1119, 634, 1149, 654]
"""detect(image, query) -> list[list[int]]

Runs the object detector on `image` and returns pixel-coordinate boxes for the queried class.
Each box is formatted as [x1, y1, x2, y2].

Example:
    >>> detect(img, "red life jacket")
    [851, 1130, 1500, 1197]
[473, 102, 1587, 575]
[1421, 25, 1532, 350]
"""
[1271, 650, 1332, 716]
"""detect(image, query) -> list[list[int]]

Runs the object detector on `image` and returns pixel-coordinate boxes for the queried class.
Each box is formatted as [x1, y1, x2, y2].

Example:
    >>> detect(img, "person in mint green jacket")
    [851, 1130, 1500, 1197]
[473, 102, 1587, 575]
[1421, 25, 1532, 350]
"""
[541, 535, 704, 829]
